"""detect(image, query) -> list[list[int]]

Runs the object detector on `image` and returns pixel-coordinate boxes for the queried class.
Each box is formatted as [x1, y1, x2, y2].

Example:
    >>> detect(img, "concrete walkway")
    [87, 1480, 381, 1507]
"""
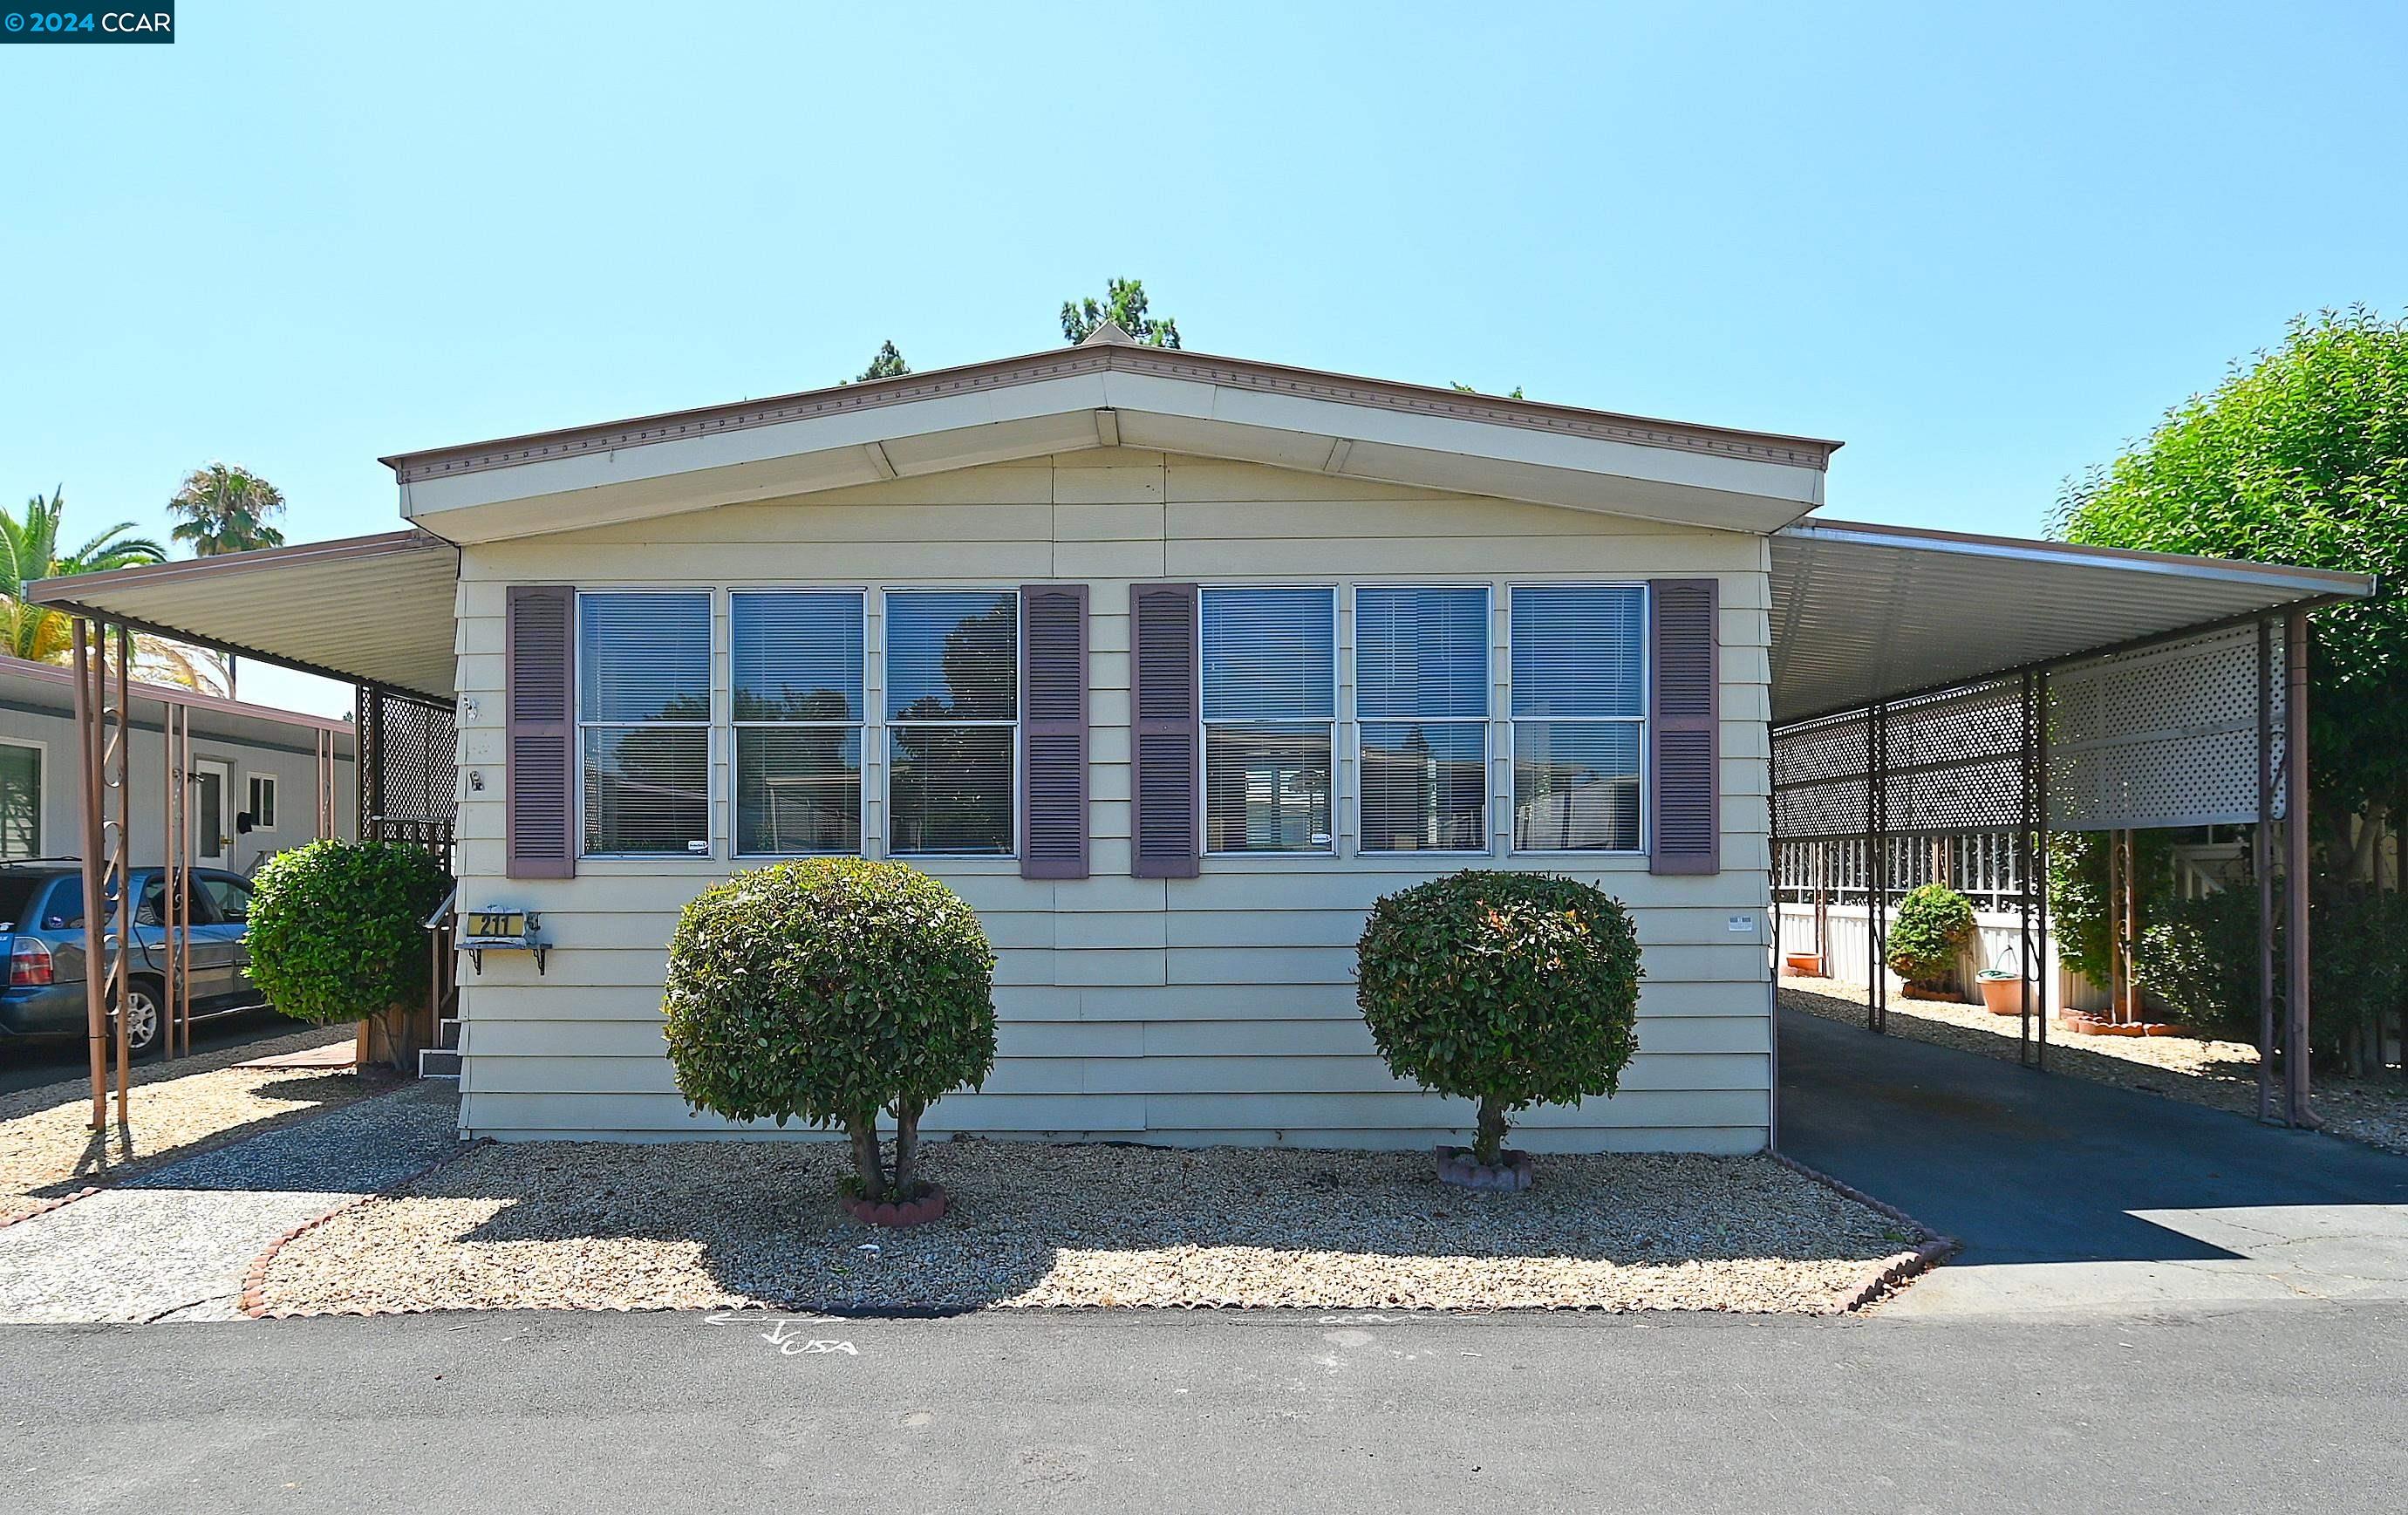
[1777, 1006, 2408, 1316]
[0, 1082, 462, 1324]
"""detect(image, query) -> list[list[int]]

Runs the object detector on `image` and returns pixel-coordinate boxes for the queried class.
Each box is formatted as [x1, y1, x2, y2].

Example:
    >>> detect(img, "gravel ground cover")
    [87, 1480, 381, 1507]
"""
[258, 1137, 1924, 1316]
[0, 1080, 462, 1323]
[0, 1023, 382, 1224]
[1782, 979, 2408, 1155]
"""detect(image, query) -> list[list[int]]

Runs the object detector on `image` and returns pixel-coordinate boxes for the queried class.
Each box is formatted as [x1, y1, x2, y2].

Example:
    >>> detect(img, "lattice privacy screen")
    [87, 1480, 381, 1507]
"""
[1775, 623, 2283, 838]
[359, 691, 460, 833]
[1774, 678, 2035, 841]
[2048, 623, 2284, 831]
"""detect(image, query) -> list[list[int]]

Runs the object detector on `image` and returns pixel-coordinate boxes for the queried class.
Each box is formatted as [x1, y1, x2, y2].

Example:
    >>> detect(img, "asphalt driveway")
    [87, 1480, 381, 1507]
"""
[1777, 1005, 2408, 1314]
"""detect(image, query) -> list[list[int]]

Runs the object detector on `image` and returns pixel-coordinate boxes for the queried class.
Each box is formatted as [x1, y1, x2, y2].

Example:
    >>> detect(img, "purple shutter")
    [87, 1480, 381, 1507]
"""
[506, 585, 576, 879]
[1648, 577, 1719, 876]
[1020, 583, 1089, 879]
[1130, 582, 1200, 879]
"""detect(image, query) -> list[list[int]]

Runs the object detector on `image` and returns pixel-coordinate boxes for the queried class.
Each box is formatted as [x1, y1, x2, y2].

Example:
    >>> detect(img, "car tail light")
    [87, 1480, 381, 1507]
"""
[10, 935, 53, 987]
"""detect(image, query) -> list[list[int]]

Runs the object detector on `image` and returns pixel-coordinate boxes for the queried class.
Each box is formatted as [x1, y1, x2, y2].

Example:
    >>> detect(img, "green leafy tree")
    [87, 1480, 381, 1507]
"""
[846, 340, 911, 384]
[1355, 871, 1643, 1168]
[0, 488, 218, 689]
[247, 839, 453, 1070]
[0, 488, 166, 664]
[2054, 308, 2408, 875]
[1060, 277, 1182, 348]
[662, 859, 998, 1203]
[167, 462, 287, 556]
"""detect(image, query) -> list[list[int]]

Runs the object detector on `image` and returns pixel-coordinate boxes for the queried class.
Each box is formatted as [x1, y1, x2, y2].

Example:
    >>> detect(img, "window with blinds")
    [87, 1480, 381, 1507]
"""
[733, 590, 864, 854]
[578, 591, 712, 856]
[1201, 586, 1335, 853]
[1357, 585, 1490, 852]
[886, 589, 1018, 855]
[0, 742, 39, 861]
[1510, 584, 1646, 851]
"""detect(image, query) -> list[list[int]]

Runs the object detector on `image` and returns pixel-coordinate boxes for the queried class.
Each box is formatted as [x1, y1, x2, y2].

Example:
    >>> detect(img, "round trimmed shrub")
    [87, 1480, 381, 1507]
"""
[662, 858, 997, 1202]
[1355, 870, 1644, 1168]
[1886, 884, 1976, 990]
[247, 839, 454, 1068]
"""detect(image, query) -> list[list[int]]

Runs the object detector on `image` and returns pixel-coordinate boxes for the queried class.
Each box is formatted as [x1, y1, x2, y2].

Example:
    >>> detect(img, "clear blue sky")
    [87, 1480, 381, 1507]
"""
[9, 2, 2405, 714]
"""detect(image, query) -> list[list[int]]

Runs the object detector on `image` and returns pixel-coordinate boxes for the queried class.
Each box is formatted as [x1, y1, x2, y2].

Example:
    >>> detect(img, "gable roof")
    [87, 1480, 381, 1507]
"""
[381, 339, 1843, 543]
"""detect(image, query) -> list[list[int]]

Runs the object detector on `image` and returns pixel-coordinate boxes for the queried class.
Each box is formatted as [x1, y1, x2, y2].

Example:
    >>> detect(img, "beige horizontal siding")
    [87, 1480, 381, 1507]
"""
[453, 449, 1776, 1152]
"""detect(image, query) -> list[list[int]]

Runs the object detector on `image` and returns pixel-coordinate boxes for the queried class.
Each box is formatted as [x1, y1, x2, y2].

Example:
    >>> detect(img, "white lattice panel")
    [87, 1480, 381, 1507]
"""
[2047, 624, 2285, 831]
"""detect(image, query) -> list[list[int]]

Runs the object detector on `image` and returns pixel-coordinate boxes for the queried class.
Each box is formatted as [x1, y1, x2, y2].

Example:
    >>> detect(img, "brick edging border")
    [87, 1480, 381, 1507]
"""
[0, 1185, 102, 1232]
[1769, 1150, 1961, 1312]
[239, 1137, 495, 1319]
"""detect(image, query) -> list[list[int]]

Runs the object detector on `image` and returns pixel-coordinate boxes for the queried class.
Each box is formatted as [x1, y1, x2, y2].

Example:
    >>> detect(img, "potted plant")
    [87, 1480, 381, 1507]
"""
[247, 838, 454, 1072]
[1355, 870, 1643, 1191]
[662, 858, 997, 1227]
[1885, 884, 1976, 1002]
[1975, 966, 2030, 1015]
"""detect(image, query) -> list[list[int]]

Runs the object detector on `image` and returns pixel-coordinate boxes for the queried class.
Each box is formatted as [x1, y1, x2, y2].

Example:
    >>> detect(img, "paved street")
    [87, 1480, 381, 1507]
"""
[5, 1302, 2403, 1513]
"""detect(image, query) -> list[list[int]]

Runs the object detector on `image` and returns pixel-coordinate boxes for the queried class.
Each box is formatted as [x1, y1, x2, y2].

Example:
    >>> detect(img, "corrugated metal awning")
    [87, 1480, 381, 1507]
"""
[1770, 519, 2376, 724]
[28, 530, 460, 702]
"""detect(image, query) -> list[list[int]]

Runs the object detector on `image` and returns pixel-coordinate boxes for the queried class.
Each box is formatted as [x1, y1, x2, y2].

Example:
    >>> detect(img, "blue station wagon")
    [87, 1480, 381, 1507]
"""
[0, 862, 268, 1059]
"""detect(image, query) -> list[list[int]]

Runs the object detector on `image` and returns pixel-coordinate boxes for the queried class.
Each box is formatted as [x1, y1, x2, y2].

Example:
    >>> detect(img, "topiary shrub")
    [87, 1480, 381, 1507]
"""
[1355, 870, 1643, 1170]
[247, 838, 454, 1070]
[1885, 884, 1976, 991]
[662, 858, 997, 1204]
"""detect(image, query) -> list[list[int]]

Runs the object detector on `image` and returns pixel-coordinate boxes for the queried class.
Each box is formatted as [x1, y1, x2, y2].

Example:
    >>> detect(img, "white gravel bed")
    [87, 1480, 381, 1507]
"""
[0, 1080, 463, 1323]
[1782, 979, 2408, 1156]
[2, 1022, 379, 1223]
[259, 1137, 1923, 1317]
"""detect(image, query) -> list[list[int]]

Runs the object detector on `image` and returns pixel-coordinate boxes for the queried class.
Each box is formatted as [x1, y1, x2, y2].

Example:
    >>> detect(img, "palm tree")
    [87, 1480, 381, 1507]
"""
[0, 488, 226, 693]
[166, 463, 287, 556]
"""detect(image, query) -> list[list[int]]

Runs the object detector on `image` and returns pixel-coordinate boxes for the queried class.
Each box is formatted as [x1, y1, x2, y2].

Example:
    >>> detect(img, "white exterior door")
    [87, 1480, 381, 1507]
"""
[192, 759, 232, 866]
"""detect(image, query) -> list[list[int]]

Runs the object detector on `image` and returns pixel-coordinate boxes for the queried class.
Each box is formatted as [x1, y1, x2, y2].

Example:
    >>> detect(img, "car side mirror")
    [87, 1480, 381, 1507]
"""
[235, 811, 255, 836]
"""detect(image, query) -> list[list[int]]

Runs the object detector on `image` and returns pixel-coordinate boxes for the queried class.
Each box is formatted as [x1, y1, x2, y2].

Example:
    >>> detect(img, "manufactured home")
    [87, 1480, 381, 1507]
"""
[34, 331, 2370, 1147]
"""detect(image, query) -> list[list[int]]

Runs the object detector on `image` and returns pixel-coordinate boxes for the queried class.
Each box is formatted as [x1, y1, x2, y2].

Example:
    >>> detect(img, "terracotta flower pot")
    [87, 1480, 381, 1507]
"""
[1784, 952, 1824, 978]
[1977, 974, 2031, 1016]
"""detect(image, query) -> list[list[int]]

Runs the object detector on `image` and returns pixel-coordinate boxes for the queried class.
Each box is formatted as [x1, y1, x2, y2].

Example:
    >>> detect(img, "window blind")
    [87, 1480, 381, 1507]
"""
[580, 593, 711, 722]
[1201, 587, 1335, 720]
[887, 590, 1018, 721]
[733, 591, 863, 721]
[1356, 585, 1488, 719]
[1510, 585, 1644, 718]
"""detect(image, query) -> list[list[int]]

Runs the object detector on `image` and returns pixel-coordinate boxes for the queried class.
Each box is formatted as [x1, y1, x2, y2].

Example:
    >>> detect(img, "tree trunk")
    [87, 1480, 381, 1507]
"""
[1473, 1096, 1509, 1167]
[890, 1101, 923, 1197]
[845, 1113, 886, 1201]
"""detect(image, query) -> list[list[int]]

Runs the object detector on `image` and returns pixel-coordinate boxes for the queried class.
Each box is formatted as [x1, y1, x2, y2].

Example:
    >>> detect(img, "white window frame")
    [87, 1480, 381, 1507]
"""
[245, 772, 278, 833]
[574, 588, 716, 861]
[1504, 581, 1650, 857]
[879, 586, 1021, 859]
[731, 586, 870, 860]
[1198, 583, 1340, 858]
[1350, 583, 1494, 857]
[0, 736, 44, 861]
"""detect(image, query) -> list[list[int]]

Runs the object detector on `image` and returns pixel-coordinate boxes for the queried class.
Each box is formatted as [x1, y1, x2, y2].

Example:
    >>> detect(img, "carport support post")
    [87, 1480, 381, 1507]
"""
[2284, 611, 2313, 1127]
[2018, 670, 2034, 1065]
[71, 620, 106, 1130]
[2255, 618, 2275, 1124]
[2035, 669, 2050, 1071]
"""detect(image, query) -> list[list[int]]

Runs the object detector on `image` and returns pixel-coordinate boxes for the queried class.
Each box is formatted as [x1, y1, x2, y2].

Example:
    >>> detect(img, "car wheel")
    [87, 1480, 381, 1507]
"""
[119, 981, 164, 1060]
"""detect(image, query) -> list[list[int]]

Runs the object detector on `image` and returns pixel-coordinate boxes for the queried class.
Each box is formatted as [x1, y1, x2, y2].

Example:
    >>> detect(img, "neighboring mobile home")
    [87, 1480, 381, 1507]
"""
[0, 653, 354, 873]
[35, 331, 2366, 1150]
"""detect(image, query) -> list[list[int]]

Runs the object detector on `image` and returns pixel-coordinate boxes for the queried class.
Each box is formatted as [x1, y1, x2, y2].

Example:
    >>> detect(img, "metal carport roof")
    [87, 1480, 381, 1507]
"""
[19, 513, 2375, 721]
[1770, 519, 2377, 724]
[27, 530, 460, 703]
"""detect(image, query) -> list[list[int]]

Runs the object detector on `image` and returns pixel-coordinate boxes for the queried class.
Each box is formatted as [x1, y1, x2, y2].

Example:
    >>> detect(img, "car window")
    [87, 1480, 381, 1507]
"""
[0, 875, 42, 930]
[137, 878, 167, 928]
[200, 876, 251, 925]
[42, 877, 82, 932]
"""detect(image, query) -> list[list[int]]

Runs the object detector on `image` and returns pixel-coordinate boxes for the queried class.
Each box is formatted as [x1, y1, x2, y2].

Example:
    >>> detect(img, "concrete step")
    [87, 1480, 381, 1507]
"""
[436, 1017, 461, 1050]
[417, 1048, 462, 1080]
